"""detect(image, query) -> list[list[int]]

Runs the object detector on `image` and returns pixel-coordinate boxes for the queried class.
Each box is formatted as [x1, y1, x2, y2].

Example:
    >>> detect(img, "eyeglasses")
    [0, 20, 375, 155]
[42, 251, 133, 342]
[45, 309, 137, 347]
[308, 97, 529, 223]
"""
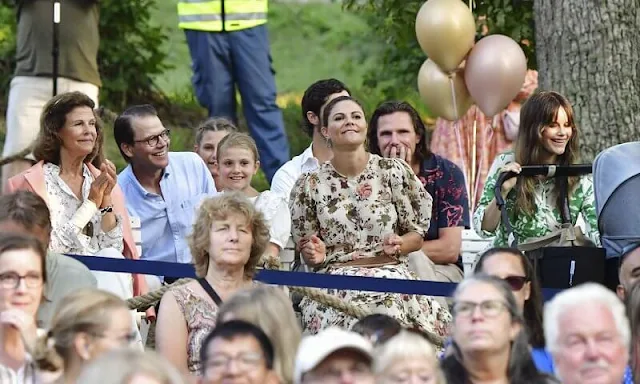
[134, 129, 170, 147]
[206, 352, 264, 373]
[0, 272, 43, 289]
[453, 300, 508, 318]
[502, 275, 528, 291]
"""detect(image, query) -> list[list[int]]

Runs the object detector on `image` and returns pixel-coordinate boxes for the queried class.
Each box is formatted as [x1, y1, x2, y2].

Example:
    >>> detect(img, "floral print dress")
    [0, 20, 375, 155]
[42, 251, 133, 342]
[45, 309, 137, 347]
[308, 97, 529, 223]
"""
[472, 151, 600, 247]
[289, 154, 452, 335]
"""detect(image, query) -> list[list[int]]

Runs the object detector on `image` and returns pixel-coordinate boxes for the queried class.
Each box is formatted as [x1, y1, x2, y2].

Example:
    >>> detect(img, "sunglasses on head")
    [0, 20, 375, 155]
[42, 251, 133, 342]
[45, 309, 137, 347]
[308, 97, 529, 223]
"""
[502, 275, 527, 291]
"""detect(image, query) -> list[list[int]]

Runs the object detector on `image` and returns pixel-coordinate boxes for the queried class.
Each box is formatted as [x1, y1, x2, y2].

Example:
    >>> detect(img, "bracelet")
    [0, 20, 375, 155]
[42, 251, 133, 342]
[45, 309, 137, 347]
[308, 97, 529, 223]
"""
[100, 206, 114, 216]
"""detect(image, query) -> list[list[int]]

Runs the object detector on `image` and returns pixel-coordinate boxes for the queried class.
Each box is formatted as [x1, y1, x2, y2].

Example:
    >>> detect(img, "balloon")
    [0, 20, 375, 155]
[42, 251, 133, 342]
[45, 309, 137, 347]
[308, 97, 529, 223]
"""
[415, 0, 476, 73]
[417, 59, 473, 121]
[464, 34, 528, 117]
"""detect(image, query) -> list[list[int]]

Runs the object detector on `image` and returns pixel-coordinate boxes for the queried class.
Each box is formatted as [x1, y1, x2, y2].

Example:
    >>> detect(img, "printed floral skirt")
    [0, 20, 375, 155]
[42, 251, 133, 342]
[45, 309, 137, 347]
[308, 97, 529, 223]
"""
[300, 263, 452, 336]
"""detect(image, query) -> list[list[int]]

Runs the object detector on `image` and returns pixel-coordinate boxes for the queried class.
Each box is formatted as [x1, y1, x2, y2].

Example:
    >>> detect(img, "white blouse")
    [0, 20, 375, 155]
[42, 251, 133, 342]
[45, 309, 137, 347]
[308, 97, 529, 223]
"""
[43, 163, 124, 255]
[249, 190, 291, 249]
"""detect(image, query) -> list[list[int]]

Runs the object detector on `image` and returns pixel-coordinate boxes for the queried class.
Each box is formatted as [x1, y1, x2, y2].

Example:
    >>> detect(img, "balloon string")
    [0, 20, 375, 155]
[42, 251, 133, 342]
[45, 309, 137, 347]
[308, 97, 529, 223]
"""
[449, 76, 459, 120]
[453, 121, 471, 206]
[473, 119, 494, 210]
[470, 118, 477, 208]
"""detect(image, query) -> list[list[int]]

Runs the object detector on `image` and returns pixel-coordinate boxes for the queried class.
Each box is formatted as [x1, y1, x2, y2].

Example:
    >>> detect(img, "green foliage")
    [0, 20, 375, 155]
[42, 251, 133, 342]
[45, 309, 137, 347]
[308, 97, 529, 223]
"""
[475, 0, 535, 66]
[0, 4, 16, 112]
[342, 0, 535, 99]
[97, 0, 172, 110]
[0, 1, 172, 112]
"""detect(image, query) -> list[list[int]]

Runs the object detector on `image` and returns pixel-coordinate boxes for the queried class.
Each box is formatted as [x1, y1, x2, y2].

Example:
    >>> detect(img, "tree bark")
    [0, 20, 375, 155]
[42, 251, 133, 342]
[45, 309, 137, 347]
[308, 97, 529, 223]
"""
[533, 0, 640, 161]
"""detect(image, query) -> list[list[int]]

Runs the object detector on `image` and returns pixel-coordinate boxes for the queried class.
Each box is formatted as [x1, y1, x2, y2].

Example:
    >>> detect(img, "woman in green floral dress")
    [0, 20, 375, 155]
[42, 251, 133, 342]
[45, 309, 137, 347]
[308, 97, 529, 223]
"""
[289, 96, 451, 338]
[473, 91, 600, 248]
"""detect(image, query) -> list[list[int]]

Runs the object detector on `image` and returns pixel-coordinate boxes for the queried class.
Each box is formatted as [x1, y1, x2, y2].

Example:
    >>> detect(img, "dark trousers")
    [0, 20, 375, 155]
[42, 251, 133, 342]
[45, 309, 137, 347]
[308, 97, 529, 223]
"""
[185, 25, 290, 182]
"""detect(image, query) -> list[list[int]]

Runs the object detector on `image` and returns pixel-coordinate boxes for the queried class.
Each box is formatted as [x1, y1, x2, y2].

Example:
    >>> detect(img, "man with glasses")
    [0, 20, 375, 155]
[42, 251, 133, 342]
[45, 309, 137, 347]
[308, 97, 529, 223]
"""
[200, 320, 279, 384]
[114, 105, 217, 284]
[294, 327, 375, 384]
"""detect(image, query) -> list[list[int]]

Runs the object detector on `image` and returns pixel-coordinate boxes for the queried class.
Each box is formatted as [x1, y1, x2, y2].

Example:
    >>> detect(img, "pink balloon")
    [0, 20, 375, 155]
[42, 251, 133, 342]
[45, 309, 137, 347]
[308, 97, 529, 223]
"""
[464, 35, 528, 117]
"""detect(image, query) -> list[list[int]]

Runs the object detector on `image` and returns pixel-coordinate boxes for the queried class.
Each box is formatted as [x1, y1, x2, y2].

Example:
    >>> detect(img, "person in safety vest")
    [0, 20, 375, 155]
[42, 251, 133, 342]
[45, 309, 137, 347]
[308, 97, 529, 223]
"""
[177, 0, 290, 183]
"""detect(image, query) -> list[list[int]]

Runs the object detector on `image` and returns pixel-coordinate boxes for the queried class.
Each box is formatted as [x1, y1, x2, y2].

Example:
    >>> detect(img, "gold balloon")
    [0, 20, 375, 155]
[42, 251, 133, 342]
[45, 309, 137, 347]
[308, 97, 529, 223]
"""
[415, 0, 476, 73]
[417, 59, 473, 121]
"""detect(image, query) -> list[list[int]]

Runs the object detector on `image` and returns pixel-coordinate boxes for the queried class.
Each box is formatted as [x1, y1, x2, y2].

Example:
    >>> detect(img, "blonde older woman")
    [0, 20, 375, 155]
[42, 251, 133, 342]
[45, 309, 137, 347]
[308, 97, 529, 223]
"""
[155, 192, 270, 376]
[76, 349, 185, 384]
[374, 329, 445, 384]
[216, 285, 301, 384]
[35, 289, 139, 384]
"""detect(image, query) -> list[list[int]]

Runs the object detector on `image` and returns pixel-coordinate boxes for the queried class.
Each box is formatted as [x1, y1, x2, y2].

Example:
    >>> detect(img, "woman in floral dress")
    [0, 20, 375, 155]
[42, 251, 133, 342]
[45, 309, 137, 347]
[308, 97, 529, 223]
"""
[289, 95, 452, 337]
[473, 91, 600, 248]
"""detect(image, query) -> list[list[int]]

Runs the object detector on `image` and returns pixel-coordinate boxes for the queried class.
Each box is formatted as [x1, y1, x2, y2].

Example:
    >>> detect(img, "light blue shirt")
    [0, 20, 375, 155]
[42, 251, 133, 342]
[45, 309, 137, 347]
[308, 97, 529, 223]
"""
[118, 152, 217, 264]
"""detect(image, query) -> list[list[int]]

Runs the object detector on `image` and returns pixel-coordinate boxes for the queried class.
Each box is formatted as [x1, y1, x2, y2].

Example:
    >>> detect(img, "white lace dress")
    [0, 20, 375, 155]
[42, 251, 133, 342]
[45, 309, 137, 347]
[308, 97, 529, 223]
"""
[43, 163, 142, 349]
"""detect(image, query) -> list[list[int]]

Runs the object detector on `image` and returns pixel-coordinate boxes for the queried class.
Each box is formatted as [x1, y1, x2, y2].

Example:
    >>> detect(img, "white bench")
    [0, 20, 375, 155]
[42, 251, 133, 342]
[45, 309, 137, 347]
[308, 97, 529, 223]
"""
[461, 229, 493, 276]
[279, 238, 297, 271]
[281, 232, 493, 277]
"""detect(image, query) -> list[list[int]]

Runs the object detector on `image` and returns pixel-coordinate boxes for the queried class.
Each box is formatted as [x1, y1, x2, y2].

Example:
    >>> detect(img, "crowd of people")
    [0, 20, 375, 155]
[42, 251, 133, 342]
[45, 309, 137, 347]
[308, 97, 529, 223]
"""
[0, 73, 636, 384]
[1, 2, 639, 383]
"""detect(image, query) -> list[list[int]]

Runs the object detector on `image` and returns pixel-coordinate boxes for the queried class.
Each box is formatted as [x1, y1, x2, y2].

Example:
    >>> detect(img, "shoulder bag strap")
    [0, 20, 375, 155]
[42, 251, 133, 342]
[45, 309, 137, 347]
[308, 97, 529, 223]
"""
[559, 176, 572, 224]
[197, 278, 223, 306]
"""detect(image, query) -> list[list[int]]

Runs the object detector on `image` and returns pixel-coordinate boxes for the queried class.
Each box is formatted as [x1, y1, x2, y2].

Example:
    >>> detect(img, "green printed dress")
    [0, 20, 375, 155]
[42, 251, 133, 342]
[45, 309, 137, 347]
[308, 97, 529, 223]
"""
[472, 151, 601, 247]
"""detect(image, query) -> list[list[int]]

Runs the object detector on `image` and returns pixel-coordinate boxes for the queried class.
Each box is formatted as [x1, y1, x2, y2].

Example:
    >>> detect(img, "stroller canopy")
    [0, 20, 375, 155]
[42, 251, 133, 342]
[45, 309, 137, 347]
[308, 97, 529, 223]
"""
[593, 141, 640, 259]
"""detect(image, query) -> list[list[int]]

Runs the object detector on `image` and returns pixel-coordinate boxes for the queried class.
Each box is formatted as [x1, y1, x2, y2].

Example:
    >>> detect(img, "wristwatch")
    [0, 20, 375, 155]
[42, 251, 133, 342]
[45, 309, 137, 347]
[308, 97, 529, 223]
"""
[100, 206, 114, 216]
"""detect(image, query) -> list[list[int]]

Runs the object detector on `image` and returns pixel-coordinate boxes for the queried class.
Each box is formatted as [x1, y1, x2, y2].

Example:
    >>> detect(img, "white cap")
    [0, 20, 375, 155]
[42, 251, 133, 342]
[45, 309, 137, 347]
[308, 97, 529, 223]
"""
[294, 327, 373, 384]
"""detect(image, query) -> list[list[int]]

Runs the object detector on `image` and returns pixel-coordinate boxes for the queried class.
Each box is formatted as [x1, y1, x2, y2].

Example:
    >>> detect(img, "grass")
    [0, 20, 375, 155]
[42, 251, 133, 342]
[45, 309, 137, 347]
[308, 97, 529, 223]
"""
[0, 1, 383, 190]
[150, 0, 381, 97]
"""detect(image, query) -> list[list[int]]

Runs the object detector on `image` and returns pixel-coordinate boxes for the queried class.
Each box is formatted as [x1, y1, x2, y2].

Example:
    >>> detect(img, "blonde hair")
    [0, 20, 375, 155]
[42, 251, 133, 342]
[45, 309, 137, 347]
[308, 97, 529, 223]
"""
[76, 349, 185, 384]
[195, 117, 238, 147]
[35, 289, 129, 371]
[216, 132, 260, 163]
[373, 329, 445, 383]
[217, 285, 301, 384]
[189, 192, 270, 278]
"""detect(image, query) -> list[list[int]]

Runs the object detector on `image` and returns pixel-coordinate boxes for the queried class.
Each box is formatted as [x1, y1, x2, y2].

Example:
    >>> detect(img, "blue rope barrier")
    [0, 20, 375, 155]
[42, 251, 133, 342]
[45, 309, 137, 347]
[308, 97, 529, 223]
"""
[68, 255, 562, 300]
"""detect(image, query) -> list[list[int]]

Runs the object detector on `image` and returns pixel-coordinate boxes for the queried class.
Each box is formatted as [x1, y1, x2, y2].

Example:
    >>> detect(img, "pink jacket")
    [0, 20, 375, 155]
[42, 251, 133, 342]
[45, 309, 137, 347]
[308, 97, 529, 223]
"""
[6, 161, 149, 299]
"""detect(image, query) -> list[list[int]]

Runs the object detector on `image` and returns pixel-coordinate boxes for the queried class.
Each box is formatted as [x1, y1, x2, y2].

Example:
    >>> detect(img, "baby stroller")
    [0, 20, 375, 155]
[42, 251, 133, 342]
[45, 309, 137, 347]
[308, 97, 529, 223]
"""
[594, 142, 640, 283]
[494, 165, 606, 289]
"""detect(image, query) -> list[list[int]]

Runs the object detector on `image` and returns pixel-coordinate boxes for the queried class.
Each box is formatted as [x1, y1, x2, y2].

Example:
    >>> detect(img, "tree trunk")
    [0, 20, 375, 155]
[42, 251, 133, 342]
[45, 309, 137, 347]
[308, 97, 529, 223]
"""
[533, 0, 640, 161]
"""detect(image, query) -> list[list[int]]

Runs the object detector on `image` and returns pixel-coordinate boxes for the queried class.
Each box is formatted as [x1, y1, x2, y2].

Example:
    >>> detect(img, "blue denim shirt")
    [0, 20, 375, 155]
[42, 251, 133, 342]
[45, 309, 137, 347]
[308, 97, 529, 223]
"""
[118, 152, 217, 264]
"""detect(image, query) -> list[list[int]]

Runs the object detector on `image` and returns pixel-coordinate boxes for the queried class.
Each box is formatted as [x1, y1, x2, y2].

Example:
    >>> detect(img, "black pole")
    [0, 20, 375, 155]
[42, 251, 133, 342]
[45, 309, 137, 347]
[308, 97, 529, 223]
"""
[52, 0, 60, 97]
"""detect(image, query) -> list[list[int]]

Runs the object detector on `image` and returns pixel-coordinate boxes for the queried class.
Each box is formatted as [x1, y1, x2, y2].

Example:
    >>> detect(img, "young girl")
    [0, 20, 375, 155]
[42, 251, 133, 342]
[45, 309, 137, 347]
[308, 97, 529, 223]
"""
[193, 117, 238, 188]
[215, 132, 291, 269]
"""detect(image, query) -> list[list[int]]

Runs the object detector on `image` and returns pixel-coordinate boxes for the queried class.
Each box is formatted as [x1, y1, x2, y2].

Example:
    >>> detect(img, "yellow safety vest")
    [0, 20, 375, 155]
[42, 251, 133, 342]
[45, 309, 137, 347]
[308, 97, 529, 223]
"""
[177, 0, 268, 32]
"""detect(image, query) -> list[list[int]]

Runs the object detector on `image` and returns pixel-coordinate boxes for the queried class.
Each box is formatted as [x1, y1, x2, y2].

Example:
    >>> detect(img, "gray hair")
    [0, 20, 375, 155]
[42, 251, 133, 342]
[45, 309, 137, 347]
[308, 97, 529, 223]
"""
[373, 329, 444, 383]
[76, 349, 185, 384]
[544, 283, 630, 353]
